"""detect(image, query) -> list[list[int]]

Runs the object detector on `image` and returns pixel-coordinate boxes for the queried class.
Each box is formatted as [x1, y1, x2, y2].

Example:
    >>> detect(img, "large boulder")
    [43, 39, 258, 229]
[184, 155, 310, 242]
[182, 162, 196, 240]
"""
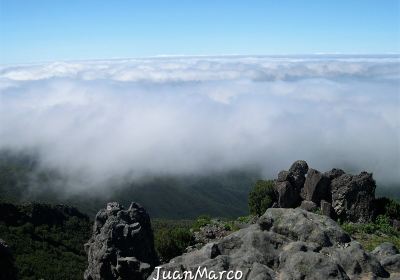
[84, 202, 158, 280]
[274, 160, 308, 207]
[149, 208, 390, 280]
[372, 242, 399, 258]
[288, 160, 309, 191]
[302, 168, 331, 204]
[275, 181, 299, 208]
[372, 243, 400, 275]
[0, 239, 17, 280]
[331, 172, 376, 223]
[324, 168, 345, 181]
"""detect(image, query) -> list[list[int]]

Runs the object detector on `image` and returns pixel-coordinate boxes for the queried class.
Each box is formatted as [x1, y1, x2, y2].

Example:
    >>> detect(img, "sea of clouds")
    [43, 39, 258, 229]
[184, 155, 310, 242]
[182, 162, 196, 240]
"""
[0, 55, 399, 191]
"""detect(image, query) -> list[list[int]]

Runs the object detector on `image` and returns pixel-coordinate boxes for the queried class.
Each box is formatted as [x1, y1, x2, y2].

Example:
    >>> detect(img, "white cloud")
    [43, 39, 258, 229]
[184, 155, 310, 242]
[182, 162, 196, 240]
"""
[0, 55, 399, 192]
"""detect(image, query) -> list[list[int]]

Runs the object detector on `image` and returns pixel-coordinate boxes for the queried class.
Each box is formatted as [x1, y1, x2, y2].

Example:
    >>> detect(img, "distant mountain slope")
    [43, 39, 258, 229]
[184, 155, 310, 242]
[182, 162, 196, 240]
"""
[1, 150, 398, 219]
[113, 172, 257, 219]
[0, 150, 258, 219]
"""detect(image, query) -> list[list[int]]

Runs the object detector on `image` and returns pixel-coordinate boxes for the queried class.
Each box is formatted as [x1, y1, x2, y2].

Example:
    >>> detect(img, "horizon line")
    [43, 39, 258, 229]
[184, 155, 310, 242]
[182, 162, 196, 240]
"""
[1, 52, 399, 66]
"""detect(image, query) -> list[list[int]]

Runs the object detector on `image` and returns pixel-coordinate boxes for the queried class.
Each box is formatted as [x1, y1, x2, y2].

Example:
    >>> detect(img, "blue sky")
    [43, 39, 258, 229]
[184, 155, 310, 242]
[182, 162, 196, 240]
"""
[0, 0, 399, 64]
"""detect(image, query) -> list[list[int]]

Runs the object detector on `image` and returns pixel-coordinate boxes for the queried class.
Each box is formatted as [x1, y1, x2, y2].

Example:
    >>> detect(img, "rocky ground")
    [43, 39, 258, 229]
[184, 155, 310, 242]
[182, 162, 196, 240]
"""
[151, 208, 399, 280]
[82, 202, 399, 280]
[81, 161, 400, 279]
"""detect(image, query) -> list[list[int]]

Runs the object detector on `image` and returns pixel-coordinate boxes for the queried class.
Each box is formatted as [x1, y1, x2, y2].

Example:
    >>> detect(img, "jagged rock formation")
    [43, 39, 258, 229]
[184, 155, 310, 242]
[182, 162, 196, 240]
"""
[0, 239, 17, 280]
[303, 168, 331, 203]
[150, 208, 393, 279]
[84, 202, 158, 280]
[275, 160, 308, 208]
[274, 160, 377, 223]
[330, 171, 376, 223]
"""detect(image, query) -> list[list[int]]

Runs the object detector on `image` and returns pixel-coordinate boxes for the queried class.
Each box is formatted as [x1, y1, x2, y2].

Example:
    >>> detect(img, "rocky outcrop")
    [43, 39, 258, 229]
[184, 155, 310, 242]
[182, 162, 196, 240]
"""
[288, 160, 309, 191]
[302, 168, 331, 204]
[84, 202, 158, 280]
[372, 243, 400, 276]
[273, 161, 377, 223]
[331, 172, 376, 223]
[274, 160, 308, 208]
[275, 181, 299, 208]
[0, 239, 17, 280]
[150, 208, 391, 279]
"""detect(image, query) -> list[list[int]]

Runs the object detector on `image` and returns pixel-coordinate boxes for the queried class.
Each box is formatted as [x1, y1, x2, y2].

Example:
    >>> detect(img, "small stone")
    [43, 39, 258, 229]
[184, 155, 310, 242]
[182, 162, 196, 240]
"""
[300, 200, 317, 212]
[321, 200, 333, 218]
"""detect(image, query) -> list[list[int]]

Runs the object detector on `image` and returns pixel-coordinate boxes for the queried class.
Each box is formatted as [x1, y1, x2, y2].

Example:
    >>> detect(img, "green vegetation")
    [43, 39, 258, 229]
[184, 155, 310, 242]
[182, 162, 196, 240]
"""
[374, 197, 400, 220]
[341, 215, 400, 251]
[152, 214, 251, 262]
[248, 180, 277, 216]
[0, 203, 91, 280]
[154, 227, 193, 262]
[191, 215, 212, 231]
[152, 219, 194, 262]
[342, 215, 397, 236]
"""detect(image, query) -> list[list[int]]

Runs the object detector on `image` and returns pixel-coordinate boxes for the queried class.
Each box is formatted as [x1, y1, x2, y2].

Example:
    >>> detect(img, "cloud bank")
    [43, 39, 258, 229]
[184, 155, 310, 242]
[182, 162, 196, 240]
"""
[0, 55, 399, 192]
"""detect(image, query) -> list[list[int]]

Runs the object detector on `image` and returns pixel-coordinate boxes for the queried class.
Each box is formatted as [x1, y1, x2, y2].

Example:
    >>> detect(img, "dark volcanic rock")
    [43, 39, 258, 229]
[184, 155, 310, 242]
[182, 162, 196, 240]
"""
[150, 208, 390, 280]
[303, 168, 331, 204]
[331, 171, 376, 223]
[275, 160, 308, 208]
[320, 241, 389, 279]
[321, 200, 333, 218]
[272, 161, 379, 223]
[277, 170, 292, 182]
[0, 239, 17, 280]
[279, 244, 349, 280]
[372, 243, 400, 275]
[372, 242, 399, 258]
[288, 160, 309, 190]
[324, 168, 346, 180]
[84, 202, 158, 280]
[380, 255, 400, 275]
[275, 181, 299, 208]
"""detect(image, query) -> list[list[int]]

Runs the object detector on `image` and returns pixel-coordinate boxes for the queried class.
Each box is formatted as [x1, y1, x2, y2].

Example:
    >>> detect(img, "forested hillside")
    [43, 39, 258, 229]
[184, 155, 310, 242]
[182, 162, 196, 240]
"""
[0, 202, 91, 280]
[0, 150, 258, 218]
